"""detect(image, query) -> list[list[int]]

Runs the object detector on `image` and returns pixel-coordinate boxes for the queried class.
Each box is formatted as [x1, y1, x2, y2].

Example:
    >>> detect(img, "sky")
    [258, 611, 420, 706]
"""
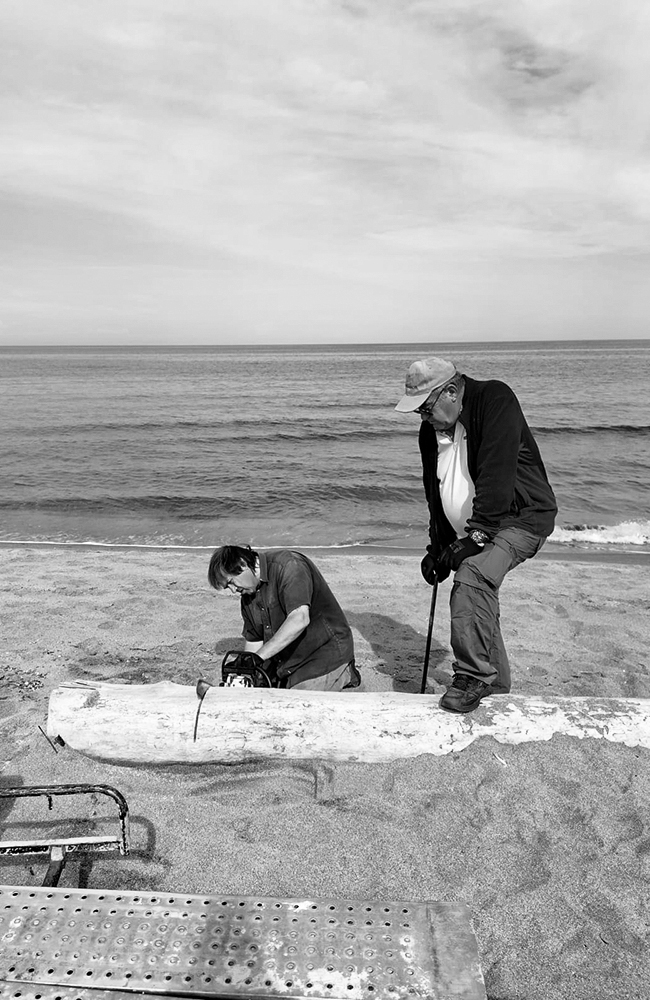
[1, 0, 649, 345]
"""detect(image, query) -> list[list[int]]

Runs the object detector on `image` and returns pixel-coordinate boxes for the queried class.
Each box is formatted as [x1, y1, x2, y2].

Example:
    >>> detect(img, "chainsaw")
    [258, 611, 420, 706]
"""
[193, 650, 277, 741]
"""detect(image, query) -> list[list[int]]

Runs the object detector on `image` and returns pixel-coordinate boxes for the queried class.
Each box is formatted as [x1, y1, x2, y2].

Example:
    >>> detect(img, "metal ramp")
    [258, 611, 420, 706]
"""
[0, 784, 485, 998]
[0, 885, 486, 999]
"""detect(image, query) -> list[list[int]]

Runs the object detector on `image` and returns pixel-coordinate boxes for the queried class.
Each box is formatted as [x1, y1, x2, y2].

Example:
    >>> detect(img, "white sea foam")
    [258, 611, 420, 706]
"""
[552, 520, 650, 547]
[2, 521, 650, 553]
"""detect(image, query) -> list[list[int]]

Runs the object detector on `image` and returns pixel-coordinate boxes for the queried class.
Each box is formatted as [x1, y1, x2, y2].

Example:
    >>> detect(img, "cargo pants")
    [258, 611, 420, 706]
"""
[287, 659, 359, 691]
[451, 526, 546, 692]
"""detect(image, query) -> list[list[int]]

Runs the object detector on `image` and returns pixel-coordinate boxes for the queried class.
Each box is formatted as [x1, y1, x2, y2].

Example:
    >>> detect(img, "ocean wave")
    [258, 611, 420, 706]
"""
[12, 420, 415, 445]
[0, 483, 421, 516]
[12, 417, 650, 445]
[533, 425, 650, 436]
[12, 406, 395, 436]
[551, 520, 650, 546]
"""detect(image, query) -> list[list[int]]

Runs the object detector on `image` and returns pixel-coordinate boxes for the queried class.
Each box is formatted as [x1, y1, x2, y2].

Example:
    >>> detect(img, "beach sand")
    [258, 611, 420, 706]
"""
[1, 544, 649, 999]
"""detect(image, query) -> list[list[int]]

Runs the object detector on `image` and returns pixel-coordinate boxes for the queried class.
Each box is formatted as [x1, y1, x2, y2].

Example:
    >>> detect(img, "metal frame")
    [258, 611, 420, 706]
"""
[0, 784, 130, 886]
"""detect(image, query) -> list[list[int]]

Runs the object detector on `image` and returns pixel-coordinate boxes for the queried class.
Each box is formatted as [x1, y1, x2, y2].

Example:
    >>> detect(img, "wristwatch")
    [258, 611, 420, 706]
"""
[468, 529, 490, 547]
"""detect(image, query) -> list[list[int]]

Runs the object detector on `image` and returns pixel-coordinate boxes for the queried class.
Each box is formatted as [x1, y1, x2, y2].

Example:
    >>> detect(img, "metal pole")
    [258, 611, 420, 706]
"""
[420, 579, 438, 694]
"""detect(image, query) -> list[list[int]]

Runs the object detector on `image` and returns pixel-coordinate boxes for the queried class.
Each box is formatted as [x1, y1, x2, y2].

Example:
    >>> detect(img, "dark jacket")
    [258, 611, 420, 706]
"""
[419, 375, 557, 555]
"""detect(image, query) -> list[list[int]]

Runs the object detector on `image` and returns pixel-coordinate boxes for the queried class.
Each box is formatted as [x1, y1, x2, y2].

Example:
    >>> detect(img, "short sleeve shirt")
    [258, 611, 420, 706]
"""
[240, 549, 354, 683]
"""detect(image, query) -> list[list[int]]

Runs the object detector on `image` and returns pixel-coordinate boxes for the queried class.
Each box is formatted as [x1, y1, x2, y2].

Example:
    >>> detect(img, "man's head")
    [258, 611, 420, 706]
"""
[208, 544, 260, 594]
[395, 356, 464, 432]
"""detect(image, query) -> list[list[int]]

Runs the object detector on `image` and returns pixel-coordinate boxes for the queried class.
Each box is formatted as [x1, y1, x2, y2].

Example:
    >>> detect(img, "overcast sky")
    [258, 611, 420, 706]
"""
[1, 0, 649, 345]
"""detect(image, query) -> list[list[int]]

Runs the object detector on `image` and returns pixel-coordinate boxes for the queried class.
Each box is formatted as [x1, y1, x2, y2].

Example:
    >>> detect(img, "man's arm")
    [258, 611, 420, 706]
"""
[255, 605, 310, 661]
[467, 382, 524, 536]
[418, 422, 441, 551]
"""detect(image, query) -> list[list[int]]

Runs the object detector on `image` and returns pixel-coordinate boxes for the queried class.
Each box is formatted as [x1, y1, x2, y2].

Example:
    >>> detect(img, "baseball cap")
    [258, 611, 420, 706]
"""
[395, 357, 458, 412]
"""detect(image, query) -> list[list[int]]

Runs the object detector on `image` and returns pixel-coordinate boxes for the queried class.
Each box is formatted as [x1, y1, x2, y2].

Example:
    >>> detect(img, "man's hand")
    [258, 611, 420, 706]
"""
[243, 650, 281, 685]
[420, 546, 439, 585]
[221, 649, 270, 687]
[437, 536, 483, 581]
[238, 651, 265, 671]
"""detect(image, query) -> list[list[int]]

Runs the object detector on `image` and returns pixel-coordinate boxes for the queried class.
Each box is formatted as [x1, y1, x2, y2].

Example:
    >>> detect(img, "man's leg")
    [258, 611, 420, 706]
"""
[441, 528, 544, 711]
[488, 626, 510, 694]
[289, 659, 360, 692]
[449, 569, 509, 690]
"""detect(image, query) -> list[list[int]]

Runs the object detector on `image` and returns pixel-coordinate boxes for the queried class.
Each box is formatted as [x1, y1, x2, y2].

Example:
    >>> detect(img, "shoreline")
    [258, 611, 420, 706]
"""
[1, 537, 649, 565]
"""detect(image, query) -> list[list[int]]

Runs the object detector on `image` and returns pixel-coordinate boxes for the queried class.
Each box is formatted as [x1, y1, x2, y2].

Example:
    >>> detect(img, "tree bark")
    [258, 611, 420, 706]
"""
[46, 681, 650, 765]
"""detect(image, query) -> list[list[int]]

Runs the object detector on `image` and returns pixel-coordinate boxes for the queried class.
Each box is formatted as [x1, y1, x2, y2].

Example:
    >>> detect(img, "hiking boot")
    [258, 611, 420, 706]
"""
[439, 674, 492, 714]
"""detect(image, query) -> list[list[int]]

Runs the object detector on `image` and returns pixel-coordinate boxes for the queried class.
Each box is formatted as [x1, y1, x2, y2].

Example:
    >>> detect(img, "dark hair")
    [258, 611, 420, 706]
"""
[208, 544, 258, 590]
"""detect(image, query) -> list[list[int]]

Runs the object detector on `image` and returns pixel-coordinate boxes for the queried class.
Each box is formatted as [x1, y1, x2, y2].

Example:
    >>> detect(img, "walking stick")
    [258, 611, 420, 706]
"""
[420, 578, 438, 694]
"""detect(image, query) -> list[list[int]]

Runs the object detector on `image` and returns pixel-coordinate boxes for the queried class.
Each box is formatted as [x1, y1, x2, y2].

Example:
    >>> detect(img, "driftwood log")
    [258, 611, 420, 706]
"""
[46, 681, 650, 765]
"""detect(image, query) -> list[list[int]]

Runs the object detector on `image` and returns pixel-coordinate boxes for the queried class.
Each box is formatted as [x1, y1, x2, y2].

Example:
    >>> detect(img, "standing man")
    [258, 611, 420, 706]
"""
[208, 545, 359, 691]
[396, 357, 557, 713]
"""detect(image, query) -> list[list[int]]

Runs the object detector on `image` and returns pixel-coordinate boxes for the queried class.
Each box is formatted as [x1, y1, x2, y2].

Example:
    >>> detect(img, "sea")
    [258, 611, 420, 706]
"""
[1, 340, 649, 557]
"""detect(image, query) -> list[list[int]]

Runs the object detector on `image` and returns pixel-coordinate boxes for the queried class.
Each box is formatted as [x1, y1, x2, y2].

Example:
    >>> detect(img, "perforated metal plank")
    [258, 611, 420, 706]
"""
[0, 987, 161, 1000]
[0, 885, 486, 1000]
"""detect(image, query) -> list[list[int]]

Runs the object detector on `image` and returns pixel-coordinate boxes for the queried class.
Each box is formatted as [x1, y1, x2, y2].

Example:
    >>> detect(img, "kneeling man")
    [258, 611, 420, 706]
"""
[208, 545, 359, 691]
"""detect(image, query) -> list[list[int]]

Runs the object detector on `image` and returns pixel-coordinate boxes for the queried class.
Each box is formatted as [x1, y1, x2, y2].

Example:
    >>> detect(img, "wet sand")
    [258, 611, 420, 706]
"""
[1, 544, 649, 999]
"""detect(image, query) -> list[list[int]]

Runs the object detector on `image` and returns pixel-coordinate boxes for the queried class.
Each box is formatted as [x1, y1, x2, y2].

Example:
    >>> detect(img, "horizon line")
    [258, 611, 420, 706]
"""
[2, 335, 650, 350]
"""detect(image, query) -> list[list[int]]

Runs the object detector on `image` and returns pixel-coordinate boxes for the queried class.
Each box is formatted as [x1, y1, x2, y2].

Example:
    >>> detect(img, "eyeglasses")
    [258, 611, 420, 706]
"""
[415, 383, 456, 416]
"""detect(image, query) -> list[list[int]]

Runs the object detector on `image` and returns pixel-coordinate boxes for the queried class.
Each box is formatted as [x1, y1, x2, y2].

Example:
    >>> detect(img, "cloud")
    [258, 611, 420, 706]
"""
[0, 0, 649, 341]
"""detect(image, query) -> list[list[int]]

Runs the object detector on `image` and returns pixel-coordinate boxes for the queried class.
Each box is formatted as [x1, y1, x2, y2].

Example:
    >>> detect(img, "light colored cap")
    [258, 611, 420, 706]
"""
[395, 357, 457, 412]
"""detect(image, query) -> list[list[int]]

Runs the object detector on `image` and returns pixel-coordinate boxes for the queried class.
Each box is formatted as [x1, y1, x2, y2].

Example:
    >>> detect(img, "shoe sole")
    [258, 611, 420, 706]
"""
[342, 665, 362, 690]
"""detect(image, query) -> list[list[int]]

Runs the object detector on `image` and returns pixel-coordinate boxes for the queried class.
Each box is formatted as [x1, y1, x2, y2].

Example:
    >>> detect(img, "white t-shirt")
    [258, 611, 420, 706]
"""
[436, 423, 475, 539]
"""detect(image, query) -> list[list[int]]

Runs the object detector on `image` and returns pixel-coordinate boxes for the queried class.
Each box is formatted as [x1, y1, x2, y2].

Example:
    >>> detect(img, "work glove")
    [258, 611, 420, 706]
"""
[221, 649, 273, 686]
[238, 651, 265, 671]
[420, 546, 439, 586]
[436, 536, 483, 582]
[241, 651, 280, 685]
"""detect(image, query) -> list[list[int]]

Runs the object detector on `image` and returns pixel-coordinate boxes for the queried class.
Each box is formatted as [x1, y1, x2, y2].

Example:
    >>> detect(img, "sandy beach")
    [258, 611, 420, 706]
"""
[1, 544, 649, 1000]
